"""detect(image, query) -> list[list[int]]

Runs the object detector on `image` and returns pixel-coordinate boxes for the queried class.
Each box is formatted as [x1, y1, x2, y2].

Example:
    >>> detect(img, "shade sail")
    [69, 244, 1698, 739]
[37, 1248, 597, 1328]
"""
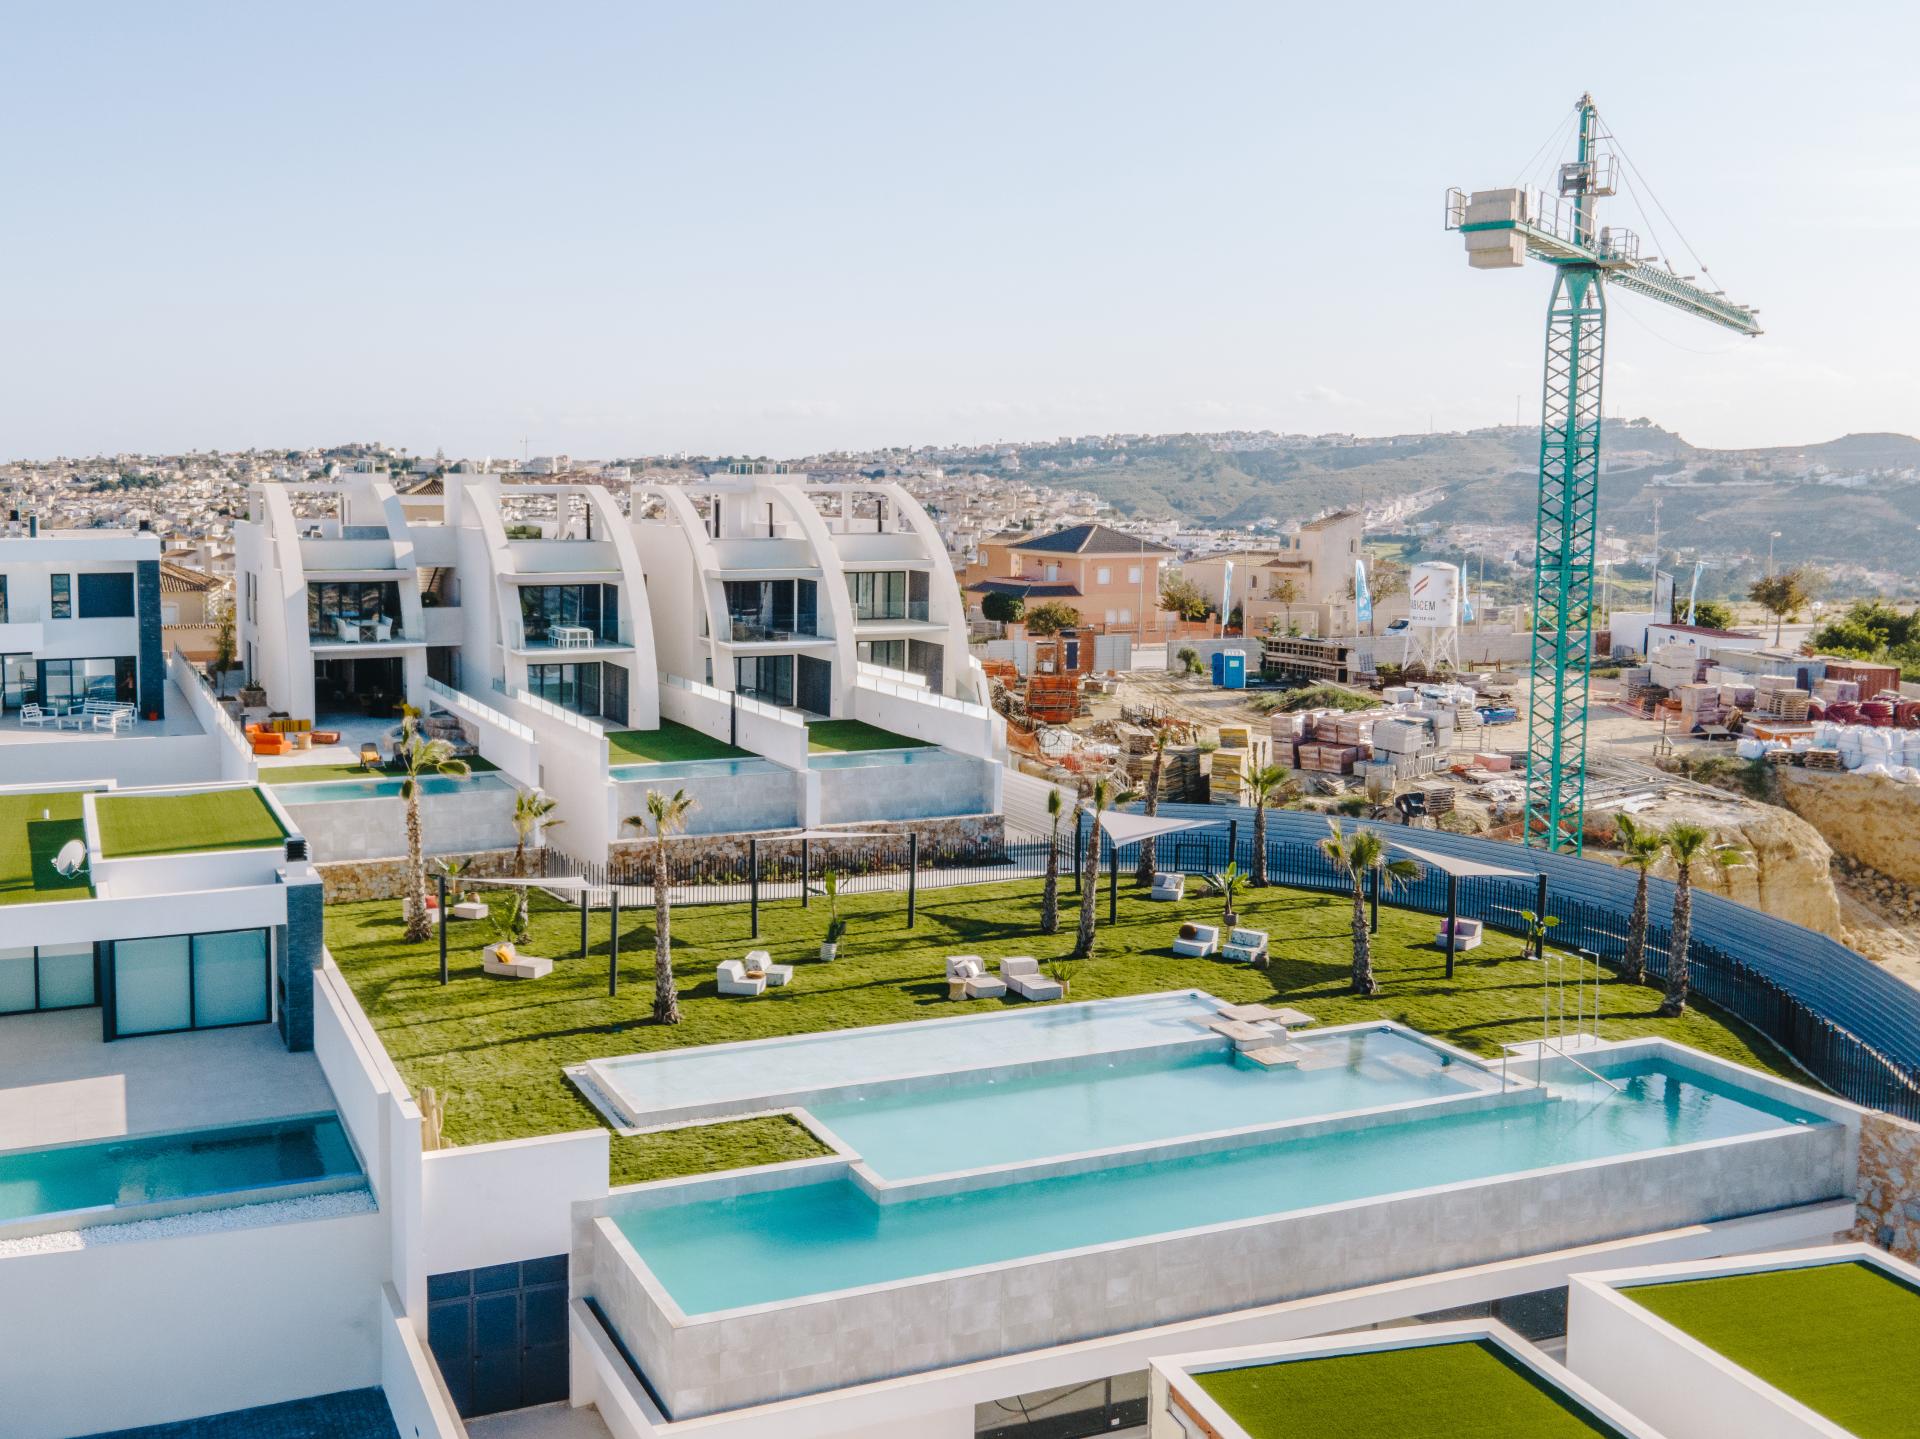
[1098, 812, 1220, 849]
[1389, 839, 1536, 880]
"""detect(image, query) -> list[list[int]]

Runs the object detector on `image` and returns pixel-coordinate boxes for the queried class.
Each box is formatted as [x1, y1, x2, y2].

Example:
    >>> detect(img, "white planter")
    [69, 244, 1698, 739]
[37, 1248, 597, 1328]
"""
[819, 942, 839, 962]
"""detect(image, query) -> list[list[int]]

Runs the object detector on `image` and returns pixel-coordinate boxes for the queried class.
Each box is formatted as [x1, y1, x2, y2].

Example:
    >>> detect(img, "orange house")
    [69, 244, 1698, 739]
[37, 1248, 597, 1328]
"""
[965, 523, 1176, 635]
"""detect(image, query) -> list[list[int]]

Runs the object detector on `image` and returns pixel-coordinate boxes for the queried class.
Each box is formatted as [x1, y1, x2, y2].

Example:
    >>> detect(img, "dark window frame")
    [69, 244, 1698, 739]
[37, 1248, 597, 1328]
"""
[0, 943, 100, 1018]
[103, 926, 273, 1042]
[77, 571, 136, 619]
[49, 572, 71, 619]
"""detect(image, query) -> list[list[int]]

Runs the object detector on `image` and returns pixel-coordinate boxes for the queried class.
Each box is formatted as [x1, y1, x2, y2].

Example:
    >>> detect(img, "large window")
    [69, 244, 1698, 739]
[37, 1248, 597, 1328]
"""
[309, 580, 403, 641]
[734, 654, 794, 707]
[723, 578, 817, 640]
[846, 570, 907, 621]
[526, 661, 602, 716]
[2, 654, 33, 708]
[78, 571, 135, 618]
[0, 574, 7, 623]
[49, 573, 71, 619]
[0, 943, 96, 1015]
[857, 639, 906, 669]
[107, 928, 269, 1039]
[38, 656, 136, 709]
[519, 583, 617, 645]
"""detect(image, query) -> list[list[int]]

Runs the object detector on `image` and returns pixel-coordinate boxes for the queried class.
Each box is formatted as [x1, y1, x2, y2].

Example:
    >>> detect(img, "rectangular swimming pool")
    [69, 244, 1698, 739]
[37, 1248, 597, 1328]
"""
[618, 1057, 1830, 1316]
[0, 1113, 364, 1236]
[808, 747, 949, 770]
[584, 991, 1227, 1126]
[810, 1028, 1494, 1180]
[609, 756, 788, 783]
[273, 773, 512, 804]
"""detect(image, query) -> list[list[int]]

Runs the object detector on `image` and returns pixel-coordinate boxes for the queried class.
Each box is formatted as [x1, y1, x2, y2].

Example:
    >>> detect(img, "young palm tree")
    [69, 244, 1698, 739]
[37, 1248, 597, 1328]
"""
[1041, 787, 1065, 934]
[1657, 822, 1743, 1017]
[1072, 778, 1113, 959]
[1133, 731, 1171, 886]
[1615, 813, 1665, 985]
[1245, 762, 1294, 887]
[511, 788, 562, 878]
[1319, 819, 1418, 996]
[624, 788, 695, 1025]
[397, 709, 471, 942]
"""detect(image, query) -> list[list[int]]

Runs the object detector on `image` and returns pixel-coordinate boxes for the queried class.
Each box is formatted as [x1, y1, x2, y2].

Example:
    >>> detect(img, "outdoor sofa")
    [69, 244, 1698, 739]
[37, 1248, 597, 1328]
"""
[1221, 927, 1270, 964]
[946, 955, 1007, 1000]
[1435, 918, 1483, 951]
[998, 956, 1063, 1001]
[1172, 922, 1220, 957]
[1149, 872, 1185, 901]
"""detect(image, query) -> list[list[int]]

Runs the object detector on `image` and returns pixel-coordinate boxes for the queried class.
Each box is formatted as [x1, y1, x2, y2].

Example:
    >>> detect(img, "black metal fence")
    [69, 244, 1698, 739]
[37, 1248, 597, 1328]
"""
[538, 821, 1920, 1121]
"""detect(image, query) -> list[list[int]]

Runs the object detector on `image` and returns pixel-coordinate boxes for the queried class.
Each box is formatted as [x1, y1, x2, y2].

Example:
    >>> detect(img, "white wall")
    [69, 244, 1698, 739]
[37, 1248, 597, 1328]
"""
[0, 1210, 386, 1439]
[848, 679, 1003, 762]
[0, 731, 222, 785]
[495, 686, 615, 855]
[171, 649, 258, 781]
[658, 674, 811, 771]
[423, 677, 540, 787]
[381, 1283, 468, 1439]
[422, 1130, 609, 1273]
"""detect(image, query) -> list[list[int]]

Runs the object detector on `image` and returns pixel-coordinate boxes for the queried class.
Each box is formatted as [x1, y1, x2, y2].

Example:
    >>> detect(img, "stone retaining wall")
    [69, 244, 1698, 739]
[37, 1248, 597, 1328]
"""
[603, 813, 1004, 883]
[1851, 1109, 1920, 1260]
[315, 848, 527, 904]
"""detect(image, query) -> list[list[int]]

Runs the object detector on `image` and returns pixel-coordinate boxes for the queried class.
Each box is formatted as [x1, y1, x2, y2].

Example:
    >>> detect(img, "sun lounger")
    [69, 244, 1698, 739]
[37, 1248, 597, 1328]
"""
[717, 959, 767, 996]
[743, 950, 793, 986]
[998, 956, 1063, 1001]
[946, 955, 1007, 1000]
[482, 942, 551, 979]
[1172, 922, 1220, 957]
[1435, 919, 1483, 951]
[1221, 927, 1269, 964]
[1149, 871, 1185, 901]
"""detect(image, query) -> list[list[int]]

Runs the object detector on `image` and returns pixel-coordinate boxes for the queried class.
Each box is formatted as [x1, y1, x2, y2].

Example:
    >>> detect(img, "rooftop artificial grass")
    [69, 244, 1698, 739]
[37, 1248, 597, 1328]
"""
[1624, 1261, 1920, 1439]
[805, 718, 931, 753]
[606, 722, 749, 765]
[324, 875, 1802, 1183]
[1194, 1339, 1623, 1439]
[0, 790, 92, 905]
[261, 758, 498, 785]
[94, 787, 288, 858]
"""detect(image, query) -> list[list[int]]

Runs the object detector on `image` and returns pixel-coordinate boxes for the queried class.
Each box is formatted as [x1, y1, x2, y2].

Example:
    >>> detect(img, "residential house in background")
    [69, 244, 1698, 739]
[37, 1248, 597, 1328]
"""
[1181, 509, 1371, 635]
[964, 522, 1175, 636]
[157, 559, 230, 665]
[0, 522, 166, 719]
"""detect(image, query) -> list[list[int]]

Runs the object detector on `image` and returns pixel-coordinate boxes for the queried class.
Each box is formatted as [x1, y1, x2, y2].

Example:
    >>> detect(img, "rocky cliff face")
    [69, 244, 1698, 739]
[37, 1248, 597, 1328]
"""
[1592, 790, 1841, 935]
[1777, 770, 1920, 890]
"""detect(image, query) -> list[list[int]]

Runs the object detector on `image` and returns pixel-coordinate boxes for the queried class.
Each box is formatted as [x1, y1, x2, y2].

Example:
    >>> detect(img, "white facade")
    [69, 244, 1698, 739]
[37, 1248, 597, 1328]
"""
[0, 527, 165, 719]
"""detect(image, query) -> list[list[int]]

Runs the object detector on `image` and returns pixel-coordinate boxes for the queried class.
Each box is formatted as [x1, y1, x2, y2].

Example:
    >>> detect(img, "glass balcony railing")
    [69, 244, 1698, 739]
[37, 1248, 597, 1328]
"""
[729, 616, 823, 642]
[311, 618, 406, 643]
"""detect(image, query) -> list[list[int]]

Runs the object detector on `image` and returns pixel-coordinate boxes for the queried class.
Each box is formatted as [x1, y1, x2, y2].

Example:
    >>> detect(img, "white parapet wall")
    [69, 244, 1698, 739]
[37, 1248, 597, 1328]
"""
[1565, 1242, 1920, 1439]
[425, 676, 540, 789]
[171, 648, 258, 782]
[848, 677, 1004, 762]
[423, 1129, 609, 1274]
[381, 1282, 469, 1439]
[659, 673, 810, 771]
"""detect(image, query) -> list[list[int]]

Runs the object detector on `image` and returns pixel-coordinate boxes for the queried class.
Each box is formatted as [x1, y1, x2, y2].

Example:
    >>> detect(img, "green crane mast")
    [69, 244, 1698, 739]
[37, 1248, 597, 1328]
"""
[1446, 94, 1760, 853]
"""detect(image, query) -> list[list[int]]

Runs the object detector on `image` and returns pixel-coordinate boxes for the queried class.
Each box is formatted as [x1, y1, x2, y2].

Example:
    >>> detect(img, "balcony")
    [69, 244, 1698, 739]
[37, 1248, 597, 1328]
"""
[728, 617, 826, 644]
[298, 537, 399, 572]
[853, 600, 932, 624]
[309, 618, 413, 646]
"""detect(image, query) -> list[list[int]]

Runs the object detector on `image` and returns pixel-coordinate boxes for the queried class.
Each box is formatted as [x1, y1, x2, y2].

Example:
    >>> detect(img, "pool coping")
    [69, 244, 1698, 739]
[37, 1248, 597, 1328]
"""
[0, 1109, 369, 1241]
[1565, 1242, 1920, 1439]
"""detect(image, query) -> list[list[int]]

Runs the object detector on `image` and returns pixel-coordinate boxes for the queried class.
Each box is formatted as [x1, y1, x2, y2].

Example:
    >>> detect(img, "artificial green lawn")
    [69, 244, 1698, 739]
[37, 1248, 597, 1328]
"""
[0, 790, 91, 905]
[1625, 1262, 1920, 1439]
[95, 787, 288, 858]
[326, 875, 1802, 1183]
[805, 718, 930, 753]
[606, 722, 748, 765]
[261, 758, 499, 785]
[1195, 1339, 1623, 1438]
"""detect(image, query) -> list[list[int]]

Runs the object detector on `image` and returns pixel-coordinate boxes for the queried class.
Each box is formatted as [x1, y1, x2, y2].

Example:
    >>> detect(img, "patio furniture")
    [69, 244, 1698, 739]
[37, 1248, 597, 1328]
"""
[743, 949, 794, 986]
[1435, 918, 1483, 952]
[358, 742, 383, 769]
[946, 955, 1007, 1000]
[998, 956, 1063, 1002]
[1149, 872, 1185, 902]
[553, 624, 595, 649]
[91, 707, 134, 733]
[450, 900, 490, 921]
[17, 703, 55, 728]
[482, 942, 552, 979]
[1172, 922, 1220, 957]
[247, 725, 290, 756]
[55, 707, 87, 730]
[1221, 927, 1270, 965]
[334, 617, 361, 643]
[371, 617, 393, 641]
[717, 959, 767, 997]
[311, 730, 342, 745]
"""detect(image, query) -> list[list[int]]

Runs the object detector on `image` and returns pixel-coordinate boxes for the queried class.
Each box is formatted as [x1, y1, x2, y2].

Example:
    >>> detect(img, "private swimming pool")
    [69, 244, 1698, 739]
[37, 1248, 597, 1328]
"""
[0, 1112, 364, 1237]
[609, 756, 788, 784]
[808, 746, 946, 770]
[272, 772, 513, 804]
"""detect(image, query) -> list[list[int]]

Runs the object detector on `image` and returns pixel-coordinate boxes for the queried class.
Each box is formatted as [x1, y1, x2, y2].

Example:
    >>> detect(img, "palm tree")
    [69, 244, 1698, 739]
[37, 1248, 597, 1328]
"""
[397, 709, 471, 942]
[1245, 763, 1294, 887]
[511, 789, 562, 878]
[1041, 787, 1065, 934]
[1072, 778, 1113, 959]
[1319, 819, 1418, 996]
[1657, 822, 1743, 1017]
[624, 788, 695, 1025]
[1615, 813, 1664, 985]
[1134, 731, 1171, 886]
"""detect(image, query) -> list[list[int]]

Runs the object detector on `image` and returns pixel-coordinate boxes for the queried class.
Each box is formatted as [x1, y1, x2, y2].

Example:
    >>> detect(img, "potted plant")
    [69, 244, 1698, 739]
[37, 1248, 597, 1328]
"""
[1217, 860, 1241, 929]
[819, 867, 846, 961]
[1046, 960, 1072, 998]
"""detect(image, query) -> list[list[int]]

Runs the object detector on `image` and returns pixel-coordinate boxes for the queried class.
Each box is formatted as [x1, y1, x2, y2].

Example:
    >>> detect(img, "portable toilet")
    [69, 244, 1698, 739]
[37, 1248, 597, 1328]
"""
[1210, 649, 1247, 689]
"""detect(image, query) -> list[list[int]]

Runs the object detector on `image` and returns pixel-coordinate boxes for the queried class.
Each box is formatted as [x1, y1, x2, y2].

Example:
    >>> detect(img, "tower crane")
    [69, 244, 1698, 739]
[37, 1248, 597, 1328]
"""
[1445, 94, 1760, 853]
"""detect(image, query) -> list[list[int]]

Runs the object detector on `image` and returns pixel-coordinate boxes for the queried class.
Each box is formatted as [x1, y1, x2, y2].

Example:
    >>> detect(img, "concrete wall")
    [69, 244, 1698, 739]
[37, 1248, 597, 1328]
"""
[424, 677, 540, 789]
[4, 729, 223, 785]
[282, 784, 520, 862]
[659, 673, 811, 771]
[588, 1119, 1848, 1418]
[422, 1130, 609, 1275]
[614, 766, 803, 836]
[848, 679, 1003, 762]
[381, 1283, 469, 1439]
[1849, 1110, 1920, 1259]
[171, 649, 257, 781]
[816, 750, 993, 824]
[0, 1210, 386, 1439]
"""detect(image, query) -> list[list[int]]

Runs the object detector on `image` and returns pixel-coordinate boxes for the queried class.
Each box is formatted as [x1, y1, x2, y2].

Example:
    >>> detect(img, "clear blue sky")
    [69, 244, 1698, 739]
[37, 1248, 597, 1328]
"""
[3, 2, 1913, 460]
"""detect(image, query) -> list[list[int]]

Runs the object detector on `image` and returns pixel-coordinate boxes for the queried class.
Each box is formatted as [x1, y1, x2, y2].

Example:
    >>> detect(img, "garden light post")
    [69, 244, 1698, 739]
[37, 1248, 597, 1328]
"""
[436, 872, 448, 985]
[749, 837, 759, 938]
[579, 886, 590, 958]
[1534, 873, 1550, 958]
[1445, 873, 1459, 979]
[608, 889, 620, 997]
[1108, 833, 1119, 925]
[801, 836, 811, 908]
[908, 832, 919, 929]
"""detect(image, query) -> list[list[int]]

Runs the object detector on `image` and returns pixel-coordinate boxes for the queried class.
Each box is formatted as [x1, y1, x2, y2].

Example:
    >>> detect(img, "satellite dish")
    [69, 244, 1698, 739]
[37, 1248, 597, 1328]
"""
[52, 839, 88, 878]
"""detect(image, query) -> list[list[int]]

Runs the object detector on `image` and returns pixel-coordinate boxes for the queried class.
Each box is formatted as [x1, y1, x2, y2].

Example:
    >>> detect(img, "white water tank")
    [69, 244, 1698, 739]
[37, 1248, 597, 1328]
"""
[1407, 562, 1460, 629]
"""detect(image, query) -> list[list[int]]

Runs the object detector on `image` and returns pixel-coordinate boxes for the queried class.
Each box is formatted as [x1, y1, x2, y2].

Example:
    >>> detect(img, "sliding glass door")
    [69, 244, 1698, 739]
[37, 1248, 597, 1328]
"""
[106, 928, 271, 1039]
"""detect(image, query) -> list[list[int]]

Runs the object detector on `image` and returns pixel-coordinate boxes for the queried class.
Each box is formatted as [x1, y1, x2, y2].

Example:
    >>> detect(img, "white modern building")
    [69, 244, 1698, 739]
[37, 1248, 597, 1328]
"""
[0, 520, 168, 722]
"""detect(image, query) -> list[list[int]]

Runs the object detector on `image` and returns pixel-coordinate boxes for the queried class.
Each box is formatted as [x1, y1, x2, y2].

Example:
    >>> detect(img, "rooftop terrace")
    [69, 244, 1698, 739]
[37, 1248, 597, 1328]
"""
[0, 790, 91, 906]
[606, 721, 748, 765]
[805, 718, 931, 753]
[94, 788, 288, 859]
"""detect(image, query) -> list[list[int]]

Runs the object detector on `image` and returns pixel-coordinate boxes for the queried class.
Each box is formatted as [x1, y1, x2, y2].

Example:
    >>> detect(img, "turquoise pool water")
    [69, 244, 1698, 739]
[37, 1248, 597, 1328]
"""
[0, 1114, 362, 1227]
[593, 992, 1223, 1122]
[273, 773, 511, 804]
[620, 1059, 1828, 1315]
[811, 1030, 1489, 1179]
[610, 757, 787, 783]
[808, 747, 945, 770]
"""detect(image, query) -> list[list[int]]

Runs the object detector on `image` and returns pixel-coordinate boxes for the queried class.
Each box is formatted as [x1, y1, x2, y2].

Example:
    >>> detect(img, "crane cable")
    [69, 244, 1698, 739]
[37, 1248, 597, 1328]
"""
[1593, 105, 1731, 296]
